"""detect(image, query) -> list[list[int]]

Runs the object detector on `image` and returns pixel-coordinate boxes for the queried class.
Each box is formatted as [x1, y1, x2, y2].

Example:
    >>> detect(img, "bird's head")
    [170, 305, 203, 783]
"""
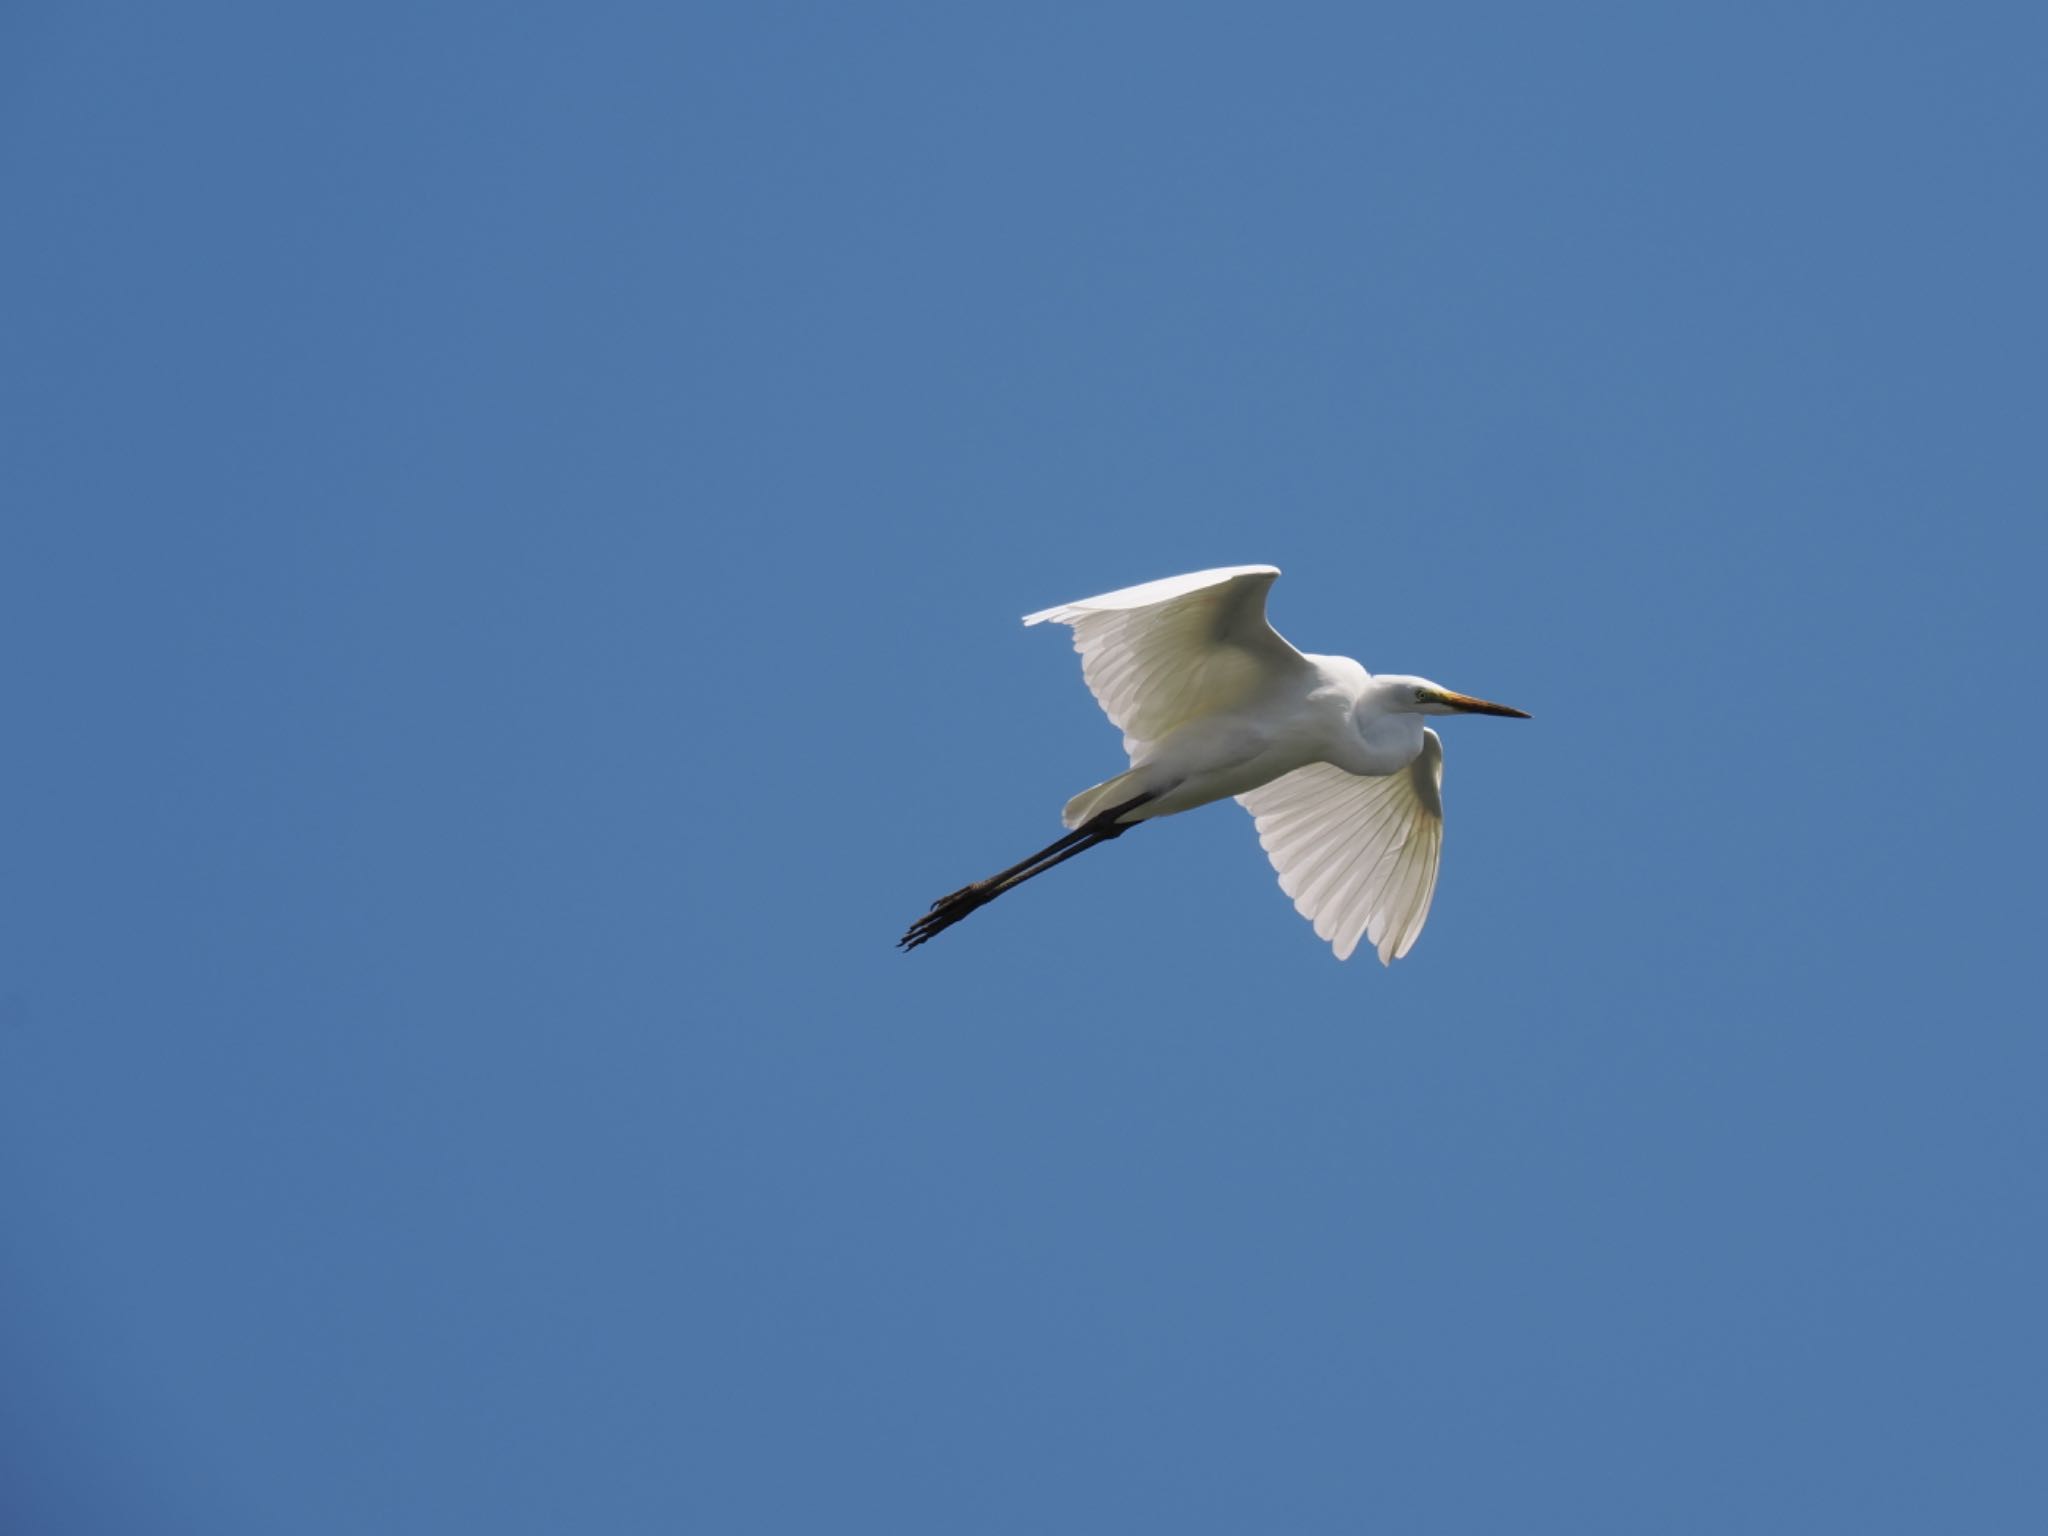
[1379, 675, 1531, 719]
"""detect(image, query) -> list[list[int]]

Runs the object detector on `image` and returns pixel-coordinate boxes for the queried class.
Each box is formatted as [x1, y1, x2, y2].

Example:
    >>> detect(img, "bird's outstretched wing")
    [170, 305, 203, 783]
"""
[1236, 730, 1445, 964]
[1022, 565, 1310, 753]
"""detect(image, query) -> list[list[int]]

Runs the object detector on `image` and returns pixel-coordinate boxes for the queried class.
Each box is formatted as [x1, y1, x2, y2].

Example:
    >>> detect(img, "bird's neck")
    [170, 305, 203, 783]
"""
[1341, 692, 1427, 776]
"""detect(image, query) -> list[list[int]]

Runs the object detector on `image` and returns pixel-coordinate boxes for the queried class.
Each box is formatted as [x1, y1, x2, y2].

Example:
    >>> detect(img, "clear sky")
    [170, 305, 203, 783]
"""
[4, 3, 2045, 1532]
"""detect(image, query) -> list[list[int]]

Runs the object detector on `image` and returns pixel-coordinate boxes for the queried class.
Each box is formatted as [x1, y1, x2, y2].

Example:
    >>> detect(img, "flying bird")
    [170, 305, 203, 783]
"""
[899, 565, 1528, 963]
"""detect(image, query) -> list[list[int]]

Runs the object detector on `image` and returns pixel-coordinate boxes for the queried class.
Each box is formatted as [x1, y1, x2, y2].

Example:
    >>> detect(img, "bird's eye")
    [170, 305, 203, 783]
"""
[1413, 688, 1428, 703]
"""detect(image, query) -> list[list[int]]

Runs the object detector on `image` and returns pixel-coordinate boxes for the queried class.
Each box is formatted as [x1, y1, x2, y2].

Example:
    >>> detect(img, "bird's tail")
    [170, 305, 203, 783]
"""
[1060, 767, 1154, 830]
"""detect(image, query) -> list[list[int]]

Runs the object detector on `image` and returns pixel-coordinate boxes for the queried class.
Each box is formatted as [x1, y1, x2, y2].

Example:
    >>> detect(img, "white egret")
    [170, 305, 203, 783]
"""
[900, 565, 1529, 963]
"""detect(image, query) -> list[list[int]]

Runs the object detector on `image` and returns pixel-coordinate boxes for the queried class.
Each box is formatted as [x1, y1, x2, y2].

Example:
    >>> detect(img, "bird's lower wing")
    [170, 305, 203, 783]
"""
[1023, 565, 1310, 753]
[1236, 731, 1445, 964]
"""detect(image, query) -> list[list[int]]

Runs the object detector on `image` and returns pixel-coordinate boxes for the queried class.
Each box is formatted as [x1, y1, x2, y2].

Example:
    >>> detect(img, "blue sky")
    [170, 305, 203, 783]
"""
[4, 3, 2045, 1531]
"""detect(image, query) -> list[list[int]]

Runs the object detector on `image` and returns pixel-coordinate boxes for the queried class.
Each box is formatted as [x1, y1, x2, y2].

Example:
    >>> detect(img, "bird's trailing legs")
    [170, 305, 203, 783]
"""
[899, 794, 1154, 951]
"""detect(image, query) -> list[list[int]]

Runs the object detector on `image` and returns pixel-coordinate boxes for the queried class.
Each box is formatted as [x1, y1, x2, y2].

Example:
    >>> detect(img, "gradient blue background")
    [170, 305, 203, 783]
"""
[5, 4, 2045, 1531]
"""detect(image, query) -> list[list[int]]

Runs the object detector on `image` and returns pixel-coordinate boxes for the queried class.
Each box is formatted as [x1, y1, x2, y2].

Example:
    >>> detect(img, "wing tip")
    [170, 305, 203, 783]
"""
[1021, 564, 1282, 626]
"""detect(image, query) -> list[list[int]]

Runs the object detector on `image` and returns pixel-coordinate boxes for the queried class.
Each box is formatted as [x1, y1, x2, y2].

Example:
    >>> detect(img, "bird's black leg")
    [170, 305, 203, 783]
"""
[899, 794, 1153, 951]
[921, 824, 1097, 913]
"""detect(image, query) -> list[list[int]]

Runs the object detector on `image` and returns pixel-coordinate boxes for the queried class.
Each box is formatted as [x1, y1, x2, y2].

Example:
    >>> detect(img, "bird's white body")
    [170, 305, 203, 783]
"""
[904, 564, 1527, 963]
[1110, 654, 1425, 821]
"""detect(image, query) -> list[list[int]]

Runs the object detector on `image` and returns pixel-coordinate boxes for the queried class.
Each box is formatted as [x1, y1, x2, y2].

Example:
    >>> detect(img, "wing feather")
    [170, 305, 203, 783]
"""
[1237, 731, 1447, 964]
[1023, 565, 1310, 753]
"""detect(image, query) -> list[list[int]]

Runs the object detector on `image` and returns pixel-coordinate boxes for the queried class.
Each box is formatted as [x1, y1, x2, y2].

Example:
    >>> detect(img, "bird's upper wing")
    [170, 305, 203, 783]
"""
[1235, 730, 1445, 964]
[1021, 565, 1311, 752]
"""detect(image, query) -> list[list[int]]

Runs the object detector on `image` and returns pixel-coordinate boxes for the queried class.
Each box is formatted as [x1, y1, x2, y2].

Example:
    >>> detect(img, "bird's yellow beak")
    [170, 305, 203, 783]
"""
[1435, 689, 1531, 718]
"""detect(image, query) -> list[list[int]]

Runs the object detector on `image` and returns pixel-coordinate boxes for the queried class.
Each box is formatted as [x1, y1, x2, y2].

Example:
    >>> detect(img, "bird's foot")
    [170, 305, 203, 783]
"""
[899, 883, 995, 951]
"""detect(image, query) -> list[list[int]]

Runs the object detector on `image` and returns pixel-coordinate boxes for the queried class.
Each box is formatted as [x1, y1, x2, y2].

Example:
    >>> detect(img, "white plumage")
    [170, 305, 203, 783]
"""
[1021, 565, 1300, 755]
[903, 565, 1526, 963]
[1237, 748, 1443, 964]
